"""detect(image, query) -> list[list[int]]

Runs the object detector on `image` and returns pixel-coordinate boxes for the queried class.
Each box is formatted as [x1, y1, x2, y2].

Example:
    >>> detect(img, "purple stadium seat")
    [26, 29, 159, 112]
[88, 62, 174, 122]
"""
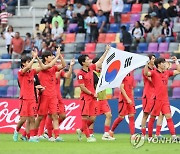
[172, 88, 180, 98]
[147, 43, 158, 53]
[130, 14, 141, 24]
[7, 86, 17, 97]
[158, 42, 169, 53]
[67, 24, 78, 33]
[134, 74, 142, 81]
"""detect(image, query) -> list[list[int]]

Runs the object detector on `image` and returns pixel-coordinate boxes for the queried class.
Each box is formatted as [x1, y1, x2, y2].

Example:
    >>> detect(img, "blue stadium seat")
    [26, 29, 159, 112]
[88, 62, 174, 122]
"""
[0, 86, 8, 97]
[111, 43, 117, 48]
[137, 43, 148, 53]
[134, 87, 143, 98]
[1, 54, 11, 59]
[108, 24, 120, 33]
[123, 4, 131, 13]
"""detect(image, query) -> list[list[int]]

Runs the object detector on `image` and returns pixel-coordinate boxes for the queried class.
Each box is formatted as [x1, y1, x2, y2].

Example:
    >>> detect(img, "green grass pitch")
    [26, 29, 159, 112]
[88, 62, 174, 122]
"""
[0, 134, 179, 154]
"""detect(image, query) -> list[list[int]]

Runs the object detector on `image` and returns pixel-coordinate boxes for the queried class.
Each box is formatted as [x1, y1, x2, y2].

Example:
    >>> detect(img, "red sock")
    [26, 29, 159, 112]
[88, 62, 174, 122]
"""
[54, 129, 59, 138]
[148, 117, 155, 137]
[58, 118, 63, 125]
[27, 133, 30, 139]
[82, 119, 90, 138]
[46, 117, 53, 138]
[30, 129, 35, 137]
[87, 120, 94, 127]
[34, 128, 38, 136]
[111, 117, 123, 132]
[104, 125, 110, 133]
[16, 127, 20, 132]
[129, 116, 135, 135]
[38, 116, 46, 136]
[22, 130, 27, 137]
[89, 129, 94, 134]
[141, 128, 146, 136]
[167, 118, 175, 135]
[156, 125, 162, 136]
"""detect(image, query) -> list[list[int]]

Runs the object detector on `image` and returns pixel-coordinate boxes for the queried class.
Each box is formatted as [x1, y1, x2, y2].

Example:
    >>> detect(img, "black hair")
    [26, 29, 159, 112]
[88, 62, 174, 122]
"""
[154, 58, 165, 68]
[69, 4, 73, 7]
[78, 54, 89, 66]
[121, 25, 126, 31]
[148, 54, 156, 60]
[92, 57, 99, 64]
[35, 24, 39, 27]
[41, 51, 53, 63]
[21, 55, 32, 68]
[26, 32, 31, 38]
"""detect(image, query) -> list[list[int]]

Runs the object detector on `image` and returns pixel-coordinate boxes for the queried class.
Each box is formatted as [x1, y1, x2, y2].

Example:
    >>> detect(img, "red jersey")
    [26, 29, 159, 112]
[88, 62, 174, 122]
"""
[119, 73, 134, 103]
[77, 64, 96, 98]
[150, 69, 173, 101]
[38, 66, 58, 97]
[142, 67, 155, 99]
[18, 69, 37, 99]
[56, 70, 65, 99]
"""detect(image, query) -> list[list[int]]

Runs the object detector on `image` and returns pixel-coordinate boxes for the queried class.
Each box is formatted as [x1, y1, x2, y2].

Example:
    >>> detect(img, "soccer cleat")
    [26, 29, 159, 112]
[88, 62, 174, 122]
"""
[48, 137, 56, 142]
[172, 135, 180, 142]
[102, 133, 116, 141]
[76, 129, 82, 141]
[55, 137, 64, 142]
[13, 130, 19, 142]
[87, 136, 96, 142]
[20, 136, 28, 141]
[155, 134, 165, 140]
[43, 132, 49, 139]
[109, 130, 114, 138]
[38, 135, 46, 140]
[90, 134, 95, 138]
[29, 137, 39, 143]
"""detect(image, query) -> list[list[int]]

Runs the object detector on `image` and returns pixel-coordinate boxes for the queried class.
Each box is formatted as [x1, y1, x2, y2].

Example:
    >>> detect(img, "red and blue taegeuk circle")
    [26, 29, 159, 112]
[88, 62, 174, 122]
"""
[105, 60, 121, 83]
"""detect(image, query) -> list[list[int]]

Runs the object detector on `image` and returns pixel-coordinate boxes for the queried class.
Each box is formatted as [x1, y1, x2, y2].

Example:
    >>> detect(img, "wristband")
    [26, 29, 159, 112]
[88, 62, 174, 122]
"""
[175, 60, 179, 65]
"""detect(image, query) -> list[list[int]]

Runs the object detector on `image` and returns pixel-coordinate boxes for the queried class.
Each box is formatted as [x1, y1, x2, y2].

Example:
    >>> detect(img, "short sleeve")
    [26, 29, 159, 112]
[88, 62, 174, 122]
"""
[77, 73, 84, 85]
[168, 70, 174, 77]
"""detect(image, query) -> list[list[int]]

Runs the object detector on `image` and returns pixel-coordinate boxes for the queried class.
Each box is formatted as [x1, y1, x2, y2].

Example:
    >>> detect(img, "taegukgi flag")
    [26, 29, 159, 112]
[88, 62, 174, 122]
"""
[96, 47, 149, 93]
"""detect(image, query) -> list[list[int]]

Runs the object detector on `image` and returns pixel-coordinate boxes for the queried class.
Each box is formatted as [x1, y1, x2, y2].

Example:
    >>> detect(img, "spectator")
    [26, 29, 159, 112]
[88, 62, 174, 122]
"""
[120, 25, 132, 52]
[51, 10, 64, 28]
[167, 0, 178, 23]
[73, 1, 86, 16]
[150, 20, 162, 42]
[1, 25, 15, 54]
[41, 3, 53, 24]
[157, 20, 174, 43]
[76, 13, 85, 33]
[96, 0, 111, 23]
[42, 22, 51, 38]
[85, 10, 98, 43]
[23, 33, 33, 54]
[51, 21, 64, 44]
[156, 2, 167, 23]
[0, 4, 12, 32]
[44, 32, 54, 49]
[6, 0, 17, 15]
[66, 4, 74, 23]
[141, 15, 152, 33]
[148, 0, 158, 15]
[97, 10, 107, 33]
[131, 21, 145, 44]
[34, 33, 42, 53]
[84, 0, 97, 5]
[33, 24, 42, 39]
[84, 4, 94, 18]
[112, 0, 124, 24]
[40, 41, 48, 55]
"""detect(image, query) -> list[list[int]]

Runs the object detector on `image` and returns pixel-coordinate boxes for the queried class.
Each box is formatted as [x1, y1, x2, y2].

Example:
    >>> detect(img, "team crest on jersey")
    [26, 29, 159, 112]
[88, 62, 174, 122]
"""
[78, 75, 83, 80]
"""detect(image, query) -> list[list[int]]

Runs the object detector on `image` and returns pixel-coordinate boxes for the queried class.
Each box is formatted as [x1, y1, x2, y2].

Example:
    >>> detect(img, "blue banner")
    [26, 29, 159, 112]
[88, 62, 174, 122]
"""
[94, 99, 180, 134]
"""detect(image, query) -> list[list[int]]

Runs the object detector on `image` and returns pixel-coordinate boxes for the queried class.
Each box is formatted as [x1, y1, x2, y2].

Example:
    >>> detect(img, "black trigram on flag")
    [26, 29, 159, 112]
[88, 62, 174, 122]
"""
[106, 52, 115, 64]
[124, 56, 133, 68]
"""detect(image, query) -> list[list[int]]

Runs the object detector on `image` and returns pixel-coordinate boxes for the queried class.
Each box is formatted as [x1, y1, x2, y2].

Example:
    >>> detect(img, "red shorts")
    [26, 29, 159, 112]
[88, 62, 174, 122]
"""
[57, 98, 65, 115]
[151, 100, 171, 116]
[80, 96, 97, 116]
[19, 99, 37, 117]
[142, 97, 155, 113]
[118, 100, 136, 116]
[38, 95, 58, 115]
[96, 100, 111, 115]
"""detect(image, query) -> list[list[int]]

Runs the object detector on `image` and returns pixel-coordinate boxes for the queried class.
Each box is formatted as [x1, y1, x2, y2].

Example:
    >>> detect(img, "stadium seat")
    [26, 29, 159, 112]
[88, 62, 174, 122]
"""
[121, 14, 131, 24]
[64, 53, 74, 59]
[4, 74, 13, 81]
[116, 43, 125, 50]
[172, 87, 180, 98]
[105, 33, 116, 43]
[120, 23, 130, 31]
[76, 43, 85, 53]
[0, 69, 12, 75]
[168, 42, 179, 52]
[98, 33, 106, 43]
[134, 87, 143, 98]
[92, 4, 98, 14]
[73, 63, 81, 69]
[63, 33, 76, 43]
[7, 86, 18, 97]
[136, 80, 144, 87]
[0, 86, 8, 97]
[67, 24, 78, 33]
[174, 74, 180, 80]
[0, 74, 4, 80]
[173, 23, 180, 33]
[160, 53, 170, 59]
[158, 42, 169, 53]
[39, 24, 45, 31]
[110, 43, 116, 48]
[64, 43, 76, 53]
[108, 24, 120, 33]
[0, 80, 8, 86]
[1, 54, 11, 59]
[75, 33, 86, 43]
[122, 4, 131, 13]
[84, 43, 96, 53]
[7, 80, 18, 86]
[130, 14, 141, 24]
[142, 3, 149, 13]
[134, 74, 142, 82]
[95, 43, 106, 53]
[171, 80, 180, 88]
[0, 62, 12, 69]
[137, 43, 148, 53]
[147, 43, 158, 53]
[131, 4, 142, 13]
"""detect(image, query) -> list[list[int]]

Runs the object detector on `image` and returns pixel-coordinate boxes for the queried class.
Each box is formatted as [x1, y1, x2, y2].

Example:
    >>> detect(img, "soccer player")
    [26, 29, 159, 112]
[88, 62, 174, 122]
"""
[76, 45, 111, 142]
[141, 54, 164, 138]
[45, 58, 75, 140]
[88, 57, 115, 141]
[13, 50, 43, 142]
[144, 57, 180, 140]
[109, 72, 135, 138]
[34, 47, 66, 142]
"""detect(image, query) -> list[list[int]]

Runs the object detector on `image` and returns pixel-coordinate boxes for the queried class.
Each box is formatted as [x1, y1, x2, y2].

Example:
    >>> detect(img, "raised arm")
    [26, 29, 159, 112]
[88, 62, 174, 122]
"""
[56, 49, 66, 71]
[144, 63, 151, 77]
[172, 56, 180, 75]
[64, 58, 75, 78]
[120, 83, 132, 104]
[95, 44, 110, 69]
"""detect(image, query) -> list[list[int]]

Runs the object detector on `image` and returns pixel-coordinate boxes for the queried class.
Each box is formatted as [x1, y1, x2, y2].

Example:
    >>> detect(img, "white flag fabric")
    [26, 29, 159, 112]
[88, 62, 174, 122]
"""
[96, 47, 149, 93]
